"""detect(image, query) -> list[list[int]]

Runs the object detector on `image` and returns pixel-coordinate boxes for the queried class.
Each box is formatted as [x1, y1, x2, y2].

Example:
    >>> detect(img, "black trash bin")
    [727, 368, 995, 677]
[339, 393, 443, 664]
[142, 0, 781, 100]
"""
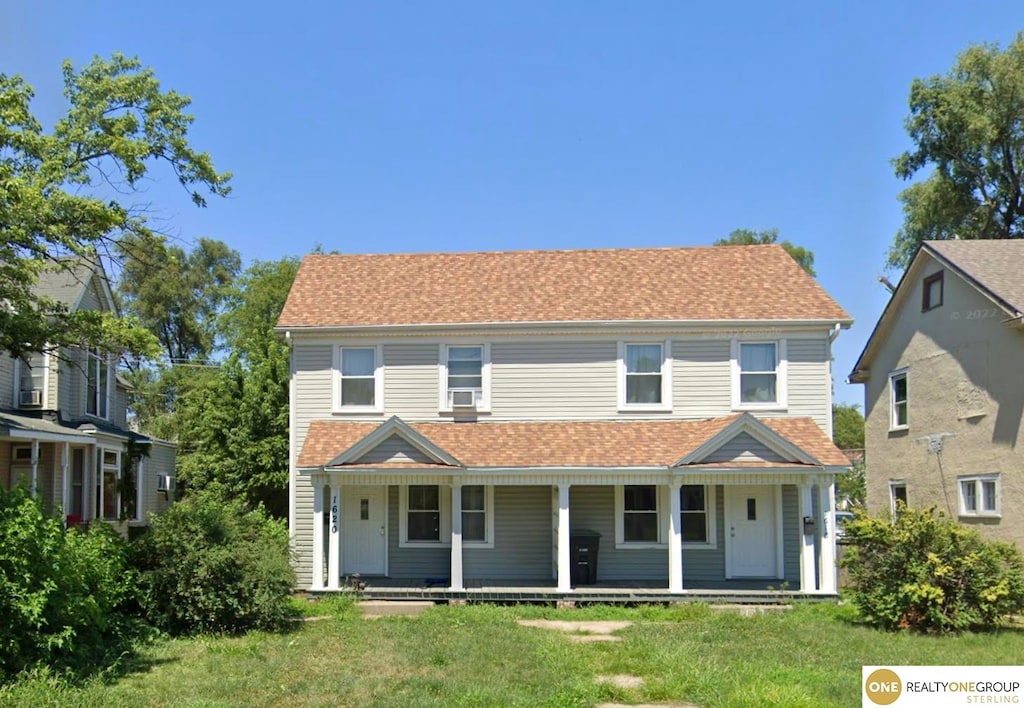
[570, 529, 601, 586]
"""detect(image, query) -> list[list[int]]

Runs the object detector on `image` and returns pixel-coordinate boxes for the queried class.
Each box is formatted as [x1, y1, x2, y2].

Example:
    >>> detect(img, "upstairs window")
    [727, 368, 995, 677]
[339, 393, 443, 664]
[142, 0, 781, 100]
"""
[85, 349, 109, 419]
[440, 344, 491, 411]
[922, 271, 944, 311]
[734, 341, 786, 408]
[17, 352, 46, 407]
[958, 474, 1000, 518]
[618, 342, 672, 411]
[335, 345, 382, 412]
[889, 369, 908, 429]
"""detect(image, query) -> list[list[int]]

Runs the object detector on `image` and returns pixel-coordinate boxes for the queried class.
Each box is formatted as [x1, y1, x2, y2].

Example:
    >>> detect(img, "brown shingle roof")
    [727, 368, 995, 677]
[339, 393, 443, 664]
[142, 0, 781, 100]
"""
[296, 416, 849, 469]
[278, 245, 851, 328]
[927, 240, 1024, 314]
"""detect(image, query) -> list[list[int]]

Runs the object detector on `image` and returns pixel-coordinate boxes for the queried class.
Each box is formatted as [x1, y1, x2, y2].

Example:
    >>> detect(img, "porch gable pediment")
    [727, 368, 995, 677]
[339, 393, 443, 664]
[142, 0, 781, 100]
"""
[325, 416, 462, 468]
[673, 413, 821, 467]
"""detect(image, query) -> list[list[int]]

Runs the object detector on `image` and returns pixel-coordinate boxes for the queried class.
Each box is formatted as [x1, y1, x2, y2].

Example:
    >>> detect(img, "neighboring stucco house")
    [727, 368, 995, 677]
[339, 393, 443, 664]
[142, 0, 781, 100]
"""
[849, 240, 1024, 546]
[0, 257, 177, 532]
[277, 245, 852, 596]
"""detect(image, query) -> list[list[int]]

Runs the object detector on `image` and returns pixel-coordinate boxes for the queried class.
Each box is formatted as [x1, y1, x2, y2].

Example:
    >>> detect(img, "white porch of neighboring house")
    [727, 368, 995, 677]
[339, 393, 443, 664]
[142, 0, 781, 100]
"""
[296, 415, 845, 597]
[0, 411, 155, 527]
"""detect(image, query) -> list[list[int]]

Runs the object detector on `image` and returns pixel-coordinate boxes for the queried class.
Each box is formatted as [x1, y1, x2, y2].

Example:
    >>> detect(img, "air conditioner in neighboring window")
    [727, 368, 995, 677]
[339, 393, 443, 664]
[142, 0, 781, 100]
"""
[19, 389, 42, 407]
[450, 390, 477, 408]
[157, 474, 175, 492]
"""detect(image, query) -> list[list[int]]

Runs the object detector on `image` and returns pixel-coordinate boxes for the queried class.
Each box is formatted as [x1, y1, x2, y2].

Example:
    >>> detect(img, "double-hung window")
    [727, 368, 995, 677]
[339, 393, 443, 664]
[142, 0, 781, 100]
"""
[889, 369, 908, 429]
[616, 484, 716, 548]
[681, 485, 710, 543]
[400, 484, 493, 547]
[440, 344, 491, 411]
[97, 448, 120, 520]
[335, 345, 382, 412]
[958, 475, 1000, 517]
[622, 485, 659, 543]
[735, 341, 785, 407]
[17, 352, 46, 407]
[85, 348, 110, 419]
[618, 342, 671, 411]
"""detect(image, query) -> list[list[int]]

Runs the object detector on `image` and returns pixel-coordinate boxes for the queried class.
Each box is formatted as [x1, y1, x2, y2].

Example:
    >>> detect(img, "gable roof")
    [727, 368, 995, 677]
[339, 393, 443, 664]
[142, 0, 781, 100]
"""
[297, 415, 849, 470]
[849, 240, 1024, 381]
[33, 256, 116, 313]
[278, 245, 851, 329]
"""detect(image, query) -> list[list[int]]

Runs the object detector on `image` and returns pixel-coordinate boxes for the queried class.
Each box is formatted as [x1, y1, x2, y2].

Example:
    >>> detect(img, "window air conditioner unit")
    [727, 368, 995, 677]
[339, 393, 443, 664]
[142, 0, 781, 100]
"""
[450, 390, 477, 408]
[19, 389, 42, 407]
[157, 474, 174, 492]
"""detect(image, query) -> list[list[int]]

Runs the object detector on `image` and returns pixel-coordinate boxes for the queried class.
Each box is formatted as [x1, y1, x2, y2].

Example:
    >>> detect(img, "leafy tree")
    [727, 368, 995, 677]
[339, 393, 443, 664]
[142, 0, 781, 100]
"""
[713, 228, 816, 276]
[117, 234, 241, 363]
[176, 258, 299, 516]
[889, 34, 1024, 269]
[832, 403, 865, 451]
[0, 53, 230, 358]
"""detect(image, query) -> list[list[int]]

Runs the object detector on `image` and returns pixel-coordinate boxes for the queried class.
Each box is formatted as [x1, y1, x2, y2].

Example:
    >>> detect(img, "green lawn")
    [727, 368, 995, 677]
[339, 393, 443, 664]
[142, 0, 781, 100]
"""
[3, 598, 1022, 707]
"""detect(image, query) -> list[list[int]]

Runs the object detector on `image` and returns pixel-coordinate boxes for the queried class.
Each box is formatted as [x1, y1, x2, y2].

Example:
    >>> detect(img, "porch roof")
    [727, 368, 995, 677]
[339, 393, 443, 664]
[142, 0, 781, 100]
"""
[0, 410, 94, 443]
[298, 415, 850, 470]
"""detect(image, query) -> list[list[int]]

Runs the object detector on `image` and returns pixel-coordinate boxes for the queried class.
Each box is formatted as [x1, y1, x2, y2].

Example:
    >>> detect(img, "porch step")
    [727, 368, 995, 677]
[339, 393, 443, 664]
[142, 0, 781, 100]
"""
[359, 600, 435, 618]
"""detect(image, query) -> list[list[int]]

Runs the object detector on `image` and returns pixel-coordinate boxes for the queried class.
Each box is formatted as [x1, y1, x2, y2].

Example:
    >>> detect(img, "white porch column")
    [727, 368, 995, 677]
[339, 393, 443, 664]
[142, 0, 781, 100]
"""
[327, 484, 341, 591]
[312, 480, 325, 589]
[799, 484, 817, 592]
[818, 481, 837, 594]
[668, 480, 684, 593]
[29, 440, 39, 499]
[556, 484, 572, 593]
[61, 443, 70, 521]
[450, 482, 464, 591]
[135, 457, 144, 522]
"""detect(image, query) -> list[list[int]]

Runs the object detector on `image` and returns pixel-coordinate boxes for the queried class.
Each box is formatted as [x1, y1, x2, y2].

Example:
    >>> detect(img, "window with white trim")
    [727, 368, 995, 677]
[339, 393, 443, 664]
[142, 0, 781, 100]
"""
[617, 341, 672, 411]
[399, 484, 494, 548]
[615, 485, 716, 548]
[439, 344, 491, 411]
[738, 342, 780, 405]
[334, 345, 383, 412]
[16, 352, 46, 407]
[958, 474, 1000, 518]
[85, 348, 110, 419]
[97, 448, 120, 520]
[889, 369, 908, 429]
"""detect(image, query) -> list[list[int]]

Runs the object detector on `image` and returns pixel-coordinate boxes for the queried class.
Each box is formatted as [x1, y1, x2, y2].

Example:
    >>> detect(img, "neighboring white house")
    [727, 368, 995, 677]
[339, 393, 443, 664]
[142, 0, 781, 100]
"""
[277, 245, 852, 596]
[0, 257, 177, 532]
[850, 240, 1024, 547]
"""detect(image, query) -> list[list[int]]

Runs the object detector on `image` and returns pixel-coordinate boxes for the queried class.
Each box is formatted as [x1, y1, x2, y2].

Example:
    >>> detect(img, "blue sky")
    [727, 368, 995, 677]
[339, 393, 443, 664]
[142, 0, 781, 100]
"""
[2, 2, 1019, 407]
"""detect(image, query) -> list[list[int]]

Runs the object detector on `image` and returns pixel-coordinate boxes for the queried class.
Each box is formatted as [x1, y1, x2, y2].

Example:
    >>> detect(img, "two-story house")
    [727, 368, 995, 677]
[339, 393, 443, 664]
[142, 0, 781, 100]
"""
[850, 240, 1024, 547]
[278, 245, 852, 597]
[0, 257, 177, 532]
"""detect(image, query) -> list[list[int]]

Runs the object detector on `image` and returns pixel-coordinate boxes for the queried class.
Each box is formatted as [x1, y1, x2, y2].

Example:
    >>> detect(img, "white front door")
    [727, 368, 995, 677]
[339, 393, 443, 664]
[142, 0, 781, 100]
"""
[725, 485, 780, 579]
[342, 486, 387, 575]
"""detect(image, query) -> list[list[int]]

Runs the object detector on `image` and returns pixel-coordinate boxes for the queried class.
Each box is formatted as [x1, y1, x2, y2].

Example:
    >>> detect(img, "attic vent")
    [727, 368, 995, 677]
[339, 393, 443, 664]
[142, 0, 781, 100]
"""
[19, 389, 42, 407]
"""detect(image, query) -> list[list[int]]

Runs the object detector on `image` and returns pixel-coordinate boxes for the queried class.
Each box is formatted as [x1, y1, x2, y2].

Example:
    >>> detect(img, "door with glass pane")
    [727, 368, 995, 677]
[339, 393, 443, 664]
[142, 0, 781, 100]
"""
[342, 486, 386, 575]
[725, 485, 779, 578]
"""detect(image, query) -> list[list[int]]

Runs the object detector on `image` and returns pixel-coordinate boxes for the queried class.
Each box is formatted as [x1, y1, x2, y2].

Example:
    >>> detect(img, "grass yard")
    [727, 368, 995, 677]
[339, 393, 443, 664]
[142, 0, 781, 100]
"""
[3, 598, 1022, 707]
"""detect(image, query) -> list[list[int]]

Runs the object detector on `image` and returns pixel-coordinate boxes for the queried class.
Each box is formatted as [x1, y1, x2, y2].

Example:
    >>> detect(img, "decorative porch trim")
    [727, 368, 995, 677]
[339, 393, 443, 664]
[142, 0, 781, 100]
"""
[325, 415, 462, 468]
[673, 412, 821, 467]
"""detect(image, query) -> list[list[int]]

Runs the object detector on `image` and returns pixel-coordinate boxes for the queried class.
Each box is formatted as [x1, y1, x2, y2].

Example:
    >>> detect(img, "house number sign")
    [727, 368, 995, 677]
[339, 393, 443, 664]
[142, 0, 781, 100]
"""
[331, 494, 339, 534]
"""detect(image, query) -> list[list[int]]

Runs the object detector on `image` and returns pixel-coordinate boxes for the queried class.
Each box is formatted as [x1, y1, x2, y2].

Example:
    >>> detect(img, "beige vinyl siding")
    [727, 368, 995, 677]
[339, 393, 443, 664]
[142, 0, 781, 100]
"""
[0, 357, 14, 409]
[464, 486, 551, 580]
[293, 474, 315, 586]
[673, 339, 732, 417]
[78, 275, 103, 312]
[703, 432, 790, 464]
[383, 344, 442, 419]
[112, 386, 129, 429]
[787, 338, 830, 429]
[58, 348, 84, 419]
[387, 485, 449, 579]
[354, 436, 435, 465]
[143, 443, 177, 518]
[490, 341, 618, 419]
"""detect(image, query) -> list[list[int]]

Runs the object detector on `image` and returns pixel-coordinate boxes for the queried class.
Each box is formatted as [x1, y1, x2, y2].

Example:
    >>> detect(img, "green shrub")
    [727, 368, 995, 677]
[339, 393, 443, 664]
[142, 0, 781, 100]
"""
[132, 491, 295, 635]
[0, 485, 142, 681]
[840, 505, 1024, 632]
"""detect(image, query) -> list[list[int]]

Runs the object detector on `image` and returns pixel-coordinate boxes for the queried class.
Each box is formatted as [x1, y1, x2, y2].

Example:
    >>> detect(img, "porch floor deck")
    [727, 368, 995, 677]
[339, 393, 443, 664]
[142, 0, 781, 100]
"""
[341, 578, 832, 604]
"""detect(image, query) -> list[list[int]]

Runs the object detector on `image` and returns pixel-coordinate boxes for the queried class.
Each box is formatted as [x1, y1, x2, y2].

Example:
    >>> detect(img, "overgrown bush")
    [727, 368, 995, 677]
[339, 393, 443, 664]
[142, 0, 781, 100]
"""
[840, 505, 1024, 632]
[132, 491, 295, 635]
[0, 485, 142, 681]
